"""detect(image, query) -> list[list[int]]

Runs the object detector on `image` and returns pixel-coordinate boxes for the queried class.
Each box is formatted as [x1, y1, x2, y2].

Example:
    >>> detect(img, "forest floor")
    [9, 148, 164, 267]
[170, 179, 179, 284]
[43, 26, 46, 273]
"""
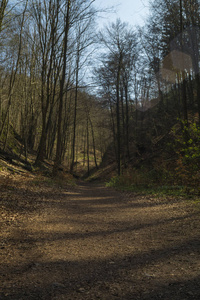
[1, 170, 200, 300]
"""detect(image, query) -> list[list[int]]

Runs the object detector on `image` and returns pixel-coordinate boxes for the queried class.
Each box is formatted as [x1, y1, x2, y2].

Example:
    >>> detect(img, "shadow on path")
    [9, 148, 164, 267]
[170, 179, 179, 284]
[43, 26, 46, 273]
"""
[1, 182, 200, 299]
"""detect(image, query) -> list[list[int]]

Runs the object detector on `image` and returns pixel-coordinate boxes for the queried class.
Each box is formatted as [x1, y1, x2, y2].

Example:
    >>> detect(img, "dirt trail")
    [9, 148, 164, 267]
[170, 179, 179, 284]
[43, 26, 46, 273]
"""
[1, 180, 200, 299]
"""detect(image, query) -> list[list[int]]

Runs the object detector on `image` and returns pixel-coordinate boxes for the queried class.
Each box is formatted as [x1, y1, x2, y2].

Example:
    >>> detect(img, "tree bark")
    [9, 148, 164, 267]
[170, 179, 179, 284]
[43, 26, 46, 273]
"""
[53, 0, 71, 176]
[0, 0, 8, 32]
[116, 54, 122, 176]
[89, 115, 98, 169]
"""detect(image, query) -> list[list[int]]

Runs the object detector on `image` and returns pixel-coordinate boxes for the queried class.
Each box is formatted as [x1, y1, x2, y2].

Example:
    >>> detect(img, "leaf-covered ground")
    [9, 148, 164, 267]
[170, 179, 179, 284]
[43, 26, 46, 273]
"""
[0, 172, 200, 299]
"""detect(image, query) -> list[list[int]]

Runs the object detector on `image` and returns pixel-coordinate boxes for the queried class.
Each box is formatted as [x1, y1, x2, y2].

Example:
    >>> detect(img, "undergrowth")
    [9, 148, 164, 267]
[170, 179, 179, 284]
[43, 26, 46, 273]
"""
[106, 121, 200, 200]
[106, 174, 200, 198]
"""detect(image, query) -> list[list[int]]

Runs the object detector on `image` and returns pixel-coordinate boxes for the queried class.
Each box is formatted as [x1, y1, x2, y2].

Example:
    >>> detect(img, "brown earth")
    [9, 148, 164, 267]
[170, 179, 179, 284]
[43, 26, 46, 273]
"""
[0, 173, 200, 300]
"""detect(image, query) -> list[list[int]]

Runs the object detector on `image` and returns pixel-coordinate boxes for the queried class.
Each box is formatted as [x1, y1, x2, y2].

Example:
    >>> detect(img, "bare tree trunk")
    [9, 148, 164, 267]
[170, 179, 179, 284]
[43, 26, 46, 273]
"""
[116, 54, 122, 176]
[180, 0, 188, 124]
[108, 97, 117, 161]
[53, 0, 70, 176]
[86, 116, 90, 176]
[195, 74, 200, 123]
[124, 79, 130, 161]
[70, 50, 79, 174]
[89, 115, 98, 169]
[0, 0, 8, 32]
[83, 128, 86, 166]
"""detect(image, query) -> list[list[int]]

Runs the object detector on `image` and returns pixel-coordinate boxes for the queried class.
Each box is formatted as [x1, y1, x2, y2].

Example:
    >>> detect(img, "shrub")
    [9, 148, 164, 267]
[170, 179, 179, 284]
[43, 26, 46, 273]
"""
[173, 121, 200, 188]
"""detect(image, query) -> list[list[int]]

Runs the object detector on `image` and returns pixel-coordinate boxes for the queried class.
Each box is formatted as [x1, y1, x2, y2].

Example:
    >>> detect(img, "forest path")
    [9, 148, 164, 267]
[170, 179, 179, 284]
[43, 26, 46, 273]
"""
[1, 179, 200, 299]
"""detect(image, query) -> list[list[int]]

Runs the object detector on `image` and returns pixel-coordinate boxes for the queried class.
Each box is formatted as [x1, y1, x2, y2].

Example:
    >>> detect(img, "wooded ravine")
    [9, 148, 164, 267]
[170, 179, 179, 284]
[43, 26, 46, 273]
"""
[1, 1, 200, 299]
[0, 0, 200, 186]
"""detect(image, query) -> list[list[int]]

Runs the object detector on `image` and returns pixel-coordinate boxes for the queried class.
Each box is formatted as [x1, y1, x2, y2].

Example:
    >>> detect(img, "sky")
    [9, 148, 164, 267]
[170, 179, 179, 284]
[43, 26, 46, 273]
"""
[94, 0, 150, 28]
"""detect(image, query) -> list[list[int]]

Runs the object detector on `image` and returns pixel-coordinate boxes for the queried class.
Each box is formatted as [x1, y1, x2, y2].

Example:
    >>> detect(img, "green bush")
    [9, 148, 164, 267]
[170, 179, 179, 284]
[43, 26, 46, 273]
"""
[173, 121, 200, 188]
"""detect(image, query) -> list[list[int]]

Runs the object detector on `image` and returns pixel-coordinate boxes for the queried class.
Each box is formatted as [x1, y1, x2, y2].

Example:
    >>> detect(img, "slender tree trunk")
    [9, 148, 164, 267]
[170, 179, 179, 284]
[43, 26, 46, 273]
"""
[53, 0, 70, 176]
[116, 54, 122, 176]
[89, 116, 98, 169]
[108, 97, 117, 161]
[195, 74, 200, 123]
[83, 128, 86, 166]
[70, 52, 79, 174]
[86, 117, 90, 176]
[124, 79, 130, 161]
[188, 73, 194, 109]
[3, 111, 9, 150]
[0, 0, 8, 32]
[177, 74, 182, 121]
[180, 0, 188, 124]
[120, 86, 125, 162]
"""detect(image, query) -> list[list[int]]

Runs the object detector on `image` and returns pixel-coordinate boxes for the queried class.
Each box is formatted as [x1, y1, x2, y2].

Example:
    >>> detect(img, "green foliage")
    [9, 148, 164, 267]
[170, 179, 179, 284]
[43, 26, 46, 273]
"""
[106, 173, 188, 196]
[106, 173, 200, 197]
[173, 121, 200, 188]
[106, 176, 121, 187]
